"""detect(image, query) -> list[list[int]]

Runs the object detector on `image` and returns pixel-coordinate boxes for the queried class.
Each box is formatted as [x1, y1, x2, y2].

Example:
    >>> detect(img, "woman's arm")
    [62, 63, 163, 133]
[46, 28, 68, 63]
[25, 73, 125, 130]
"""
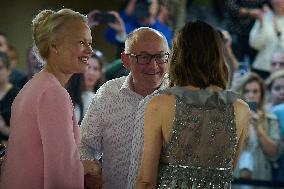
[38, 86, 84, 189]
[136, 97, 163, 189]
[233, 99, 250, 169]
[257, 116, 282, 160]
[249, 12, 270, 50]
[257, 128, 279, 157]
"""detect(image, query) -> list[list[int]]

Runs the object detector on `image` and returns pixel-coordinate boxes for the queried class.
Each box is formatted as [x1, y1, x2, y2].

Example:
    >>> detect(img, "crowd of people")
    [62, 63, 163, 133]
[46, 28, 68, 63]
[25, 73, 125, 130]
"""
[0, 0, 283, 189]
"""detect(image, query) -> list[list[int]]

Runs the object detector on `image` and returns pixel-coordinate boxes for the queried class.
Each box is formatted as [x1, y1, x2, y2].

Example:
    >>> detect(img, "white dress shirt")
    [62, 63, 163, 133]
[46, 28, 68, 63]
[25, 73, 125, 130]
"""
[80, 74, 169, 189]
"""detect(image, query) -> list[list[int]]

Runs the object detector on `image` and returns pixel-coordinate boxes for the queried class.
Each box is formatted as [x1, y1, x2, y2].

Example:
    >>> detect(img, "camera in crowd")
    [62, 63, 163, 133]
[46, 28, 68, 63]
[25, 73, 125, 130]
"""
[247, 101, 258, 112]
[93, 12, 116, 24]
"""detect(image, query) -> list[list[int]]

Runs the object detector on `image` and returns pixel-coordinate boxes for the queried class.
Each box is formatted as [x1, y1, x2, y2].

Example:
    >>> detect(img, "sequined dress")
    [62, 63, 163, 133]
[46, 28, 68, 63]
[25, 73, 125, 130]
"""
[158, 87, 239, 189]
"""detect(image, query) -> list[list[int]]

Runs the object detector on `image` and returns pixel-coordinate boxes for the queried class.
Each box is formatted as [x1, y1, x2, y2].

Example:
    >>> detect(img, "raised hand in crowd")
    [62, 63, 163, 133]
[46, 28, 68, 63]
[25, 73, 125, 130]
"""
[87, 10, 101, 28]
[107, 11, 126, 39]
[87, 10, 126, 41]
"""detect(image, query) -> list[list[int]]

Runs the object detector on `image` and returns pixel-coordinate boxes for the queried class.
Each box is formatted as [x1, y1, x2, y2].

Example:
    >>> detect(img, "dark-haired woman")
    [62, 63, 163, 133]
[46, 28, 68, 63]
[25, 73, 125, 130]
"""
[136, 21, 249, 189]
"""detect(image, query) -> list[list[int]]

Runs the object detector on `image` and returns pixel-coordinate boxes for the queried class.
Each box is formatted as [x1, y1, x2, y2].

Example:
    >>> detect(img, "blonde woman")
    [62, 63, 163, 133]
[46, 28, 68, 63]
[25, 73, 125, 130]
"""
[136, 21, 249, 189]
[0, 9, 92, 189]
[233, 73, 282, 189]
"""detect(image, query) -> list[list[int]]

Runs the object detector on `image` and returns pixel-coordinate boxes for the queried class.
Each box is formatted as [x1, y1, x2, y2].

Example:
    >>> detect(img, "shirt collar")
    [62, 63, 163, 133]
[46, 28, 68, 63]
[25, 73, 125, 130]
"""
[158, 73, 170, 91]
[120, 73, 170, 94]
[120, 74, 132, 91]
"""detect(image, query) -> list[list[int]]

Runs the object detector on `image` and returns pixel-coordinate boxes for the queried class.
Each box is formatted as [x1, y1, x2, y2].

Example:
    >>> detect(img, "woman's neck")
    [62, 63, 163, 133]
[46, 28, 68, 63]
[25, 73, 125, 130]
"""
[44, 64, 72, 87]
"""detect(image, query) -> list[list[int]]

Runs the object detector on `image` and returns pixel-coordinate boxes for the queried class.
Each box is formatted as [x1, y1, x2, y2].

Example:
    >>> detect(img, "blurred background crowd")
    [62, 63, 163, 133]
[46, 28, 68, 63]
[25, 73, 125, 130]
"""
[1, 0, 284, 188]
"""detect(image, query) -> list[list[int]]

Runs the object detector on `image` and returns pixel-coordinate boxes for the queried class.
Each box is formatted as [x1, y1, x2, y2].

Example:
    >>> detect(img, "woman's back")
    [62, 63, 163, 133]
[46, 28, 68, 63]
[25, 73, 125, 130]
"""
[157, 87, 244, 189]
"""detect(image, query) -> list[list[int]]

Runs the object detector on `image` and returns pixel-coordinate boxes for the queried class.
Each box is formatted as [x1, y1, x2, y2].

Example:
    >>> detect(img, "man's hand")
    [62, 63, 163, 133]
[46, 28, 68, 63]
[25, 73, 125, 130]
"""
[82, 159, 103, 189]
[84, 173, 104, 189]
[82, 159, 101, 175]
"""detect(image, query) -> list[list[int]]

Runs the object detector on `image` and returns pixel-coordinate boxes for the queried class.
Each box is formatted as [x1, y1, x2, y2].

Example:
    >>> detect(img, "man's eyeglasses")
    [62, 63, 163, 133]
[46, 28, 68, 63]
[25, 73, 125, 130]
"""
[126, 52, 170, 65]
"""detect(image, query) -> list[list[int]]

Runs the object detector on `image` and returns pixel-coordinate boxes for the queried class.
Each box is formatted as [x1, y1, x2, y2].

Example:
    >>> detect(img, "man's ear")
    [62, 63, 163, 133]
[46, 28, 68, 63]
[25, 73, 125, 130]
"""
[121, 51, 130, 70]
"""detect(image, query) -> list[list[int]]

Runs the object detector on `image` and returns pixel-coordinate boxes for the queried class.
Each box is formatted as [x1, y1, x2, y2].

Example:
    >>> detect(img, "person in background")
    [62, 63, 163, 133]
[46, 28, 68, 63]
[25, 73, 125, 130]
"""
[84, 51, 104, 93]
[270, 100, 284, 182]
[67, 74, 90, 124]
[270, 48, 284, 74]
[67, 51, 104, 124]
[0, 52, 20, 145]
[6, 46, 28, 89]
[88, 0, 173, 58]
[233, 73, 282, 189]
[265, 70, 284, 183]
[0, 32, 8, 53]
[266, 69, 284, 110]
[218, 29, 239, 88]
[249, 0, 284, 79]
[26, 46, 44, 79]
[0, 33, 28, 89]
[104, 58, 129, 81]
[0, 8, 93, 189]
[136, 20, 249, 189]
[158, 1, 170, 25]
[225, 0, 268, 64]
[80, 27, 170, 189]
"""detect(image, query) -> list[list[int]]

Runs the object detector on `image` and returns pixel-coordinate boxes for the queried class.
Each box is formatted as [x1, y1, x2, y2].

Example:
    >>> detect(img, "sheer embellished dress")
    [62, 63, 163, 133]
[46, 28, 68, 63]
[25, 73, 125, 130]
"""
[158, 87, 239, 189]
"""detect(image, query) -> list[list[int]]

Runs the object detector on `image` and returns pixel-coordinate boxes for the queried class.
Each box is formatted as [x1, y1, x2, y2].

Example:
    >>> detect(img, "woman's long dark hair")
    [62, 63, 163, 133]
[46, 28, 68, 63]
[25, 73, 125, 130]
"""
[66, 73, 85, 124]
[169, 20, 229, 89]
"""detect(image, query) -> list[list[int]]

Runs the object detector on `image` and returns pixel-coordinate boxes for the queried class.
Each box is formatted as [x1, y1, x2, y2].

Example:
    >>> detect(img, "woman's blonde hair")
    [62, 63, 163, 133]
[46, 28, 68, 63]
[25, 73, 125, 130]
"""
[32, 9, 87, 61]
[238, 72, 266, 110]
[265, 69, 284, 91]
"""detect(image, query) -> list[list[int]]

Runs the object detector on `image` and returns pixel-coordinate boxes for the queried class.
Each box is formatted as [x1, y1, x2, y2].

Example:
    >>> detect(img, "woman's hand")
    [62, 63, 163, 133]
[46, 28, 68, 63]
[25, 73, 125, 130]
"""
[249, 110, 263, 127]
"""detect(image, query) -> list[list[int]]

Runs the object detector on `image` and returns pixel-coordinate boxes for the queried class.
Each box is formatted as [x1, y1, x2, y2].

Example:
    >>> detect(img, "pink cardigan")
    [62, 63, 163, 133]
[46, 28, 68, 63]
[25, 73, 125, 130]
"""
[0, 71, 84, 189]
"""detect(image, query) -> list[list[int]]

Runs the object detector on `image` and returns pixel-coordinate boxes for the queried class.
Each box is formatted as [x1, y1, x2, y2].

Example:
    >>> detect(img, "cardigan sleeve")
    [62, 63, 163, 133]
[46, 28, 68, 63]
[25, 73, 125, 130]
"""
[37, 86, 84, 189]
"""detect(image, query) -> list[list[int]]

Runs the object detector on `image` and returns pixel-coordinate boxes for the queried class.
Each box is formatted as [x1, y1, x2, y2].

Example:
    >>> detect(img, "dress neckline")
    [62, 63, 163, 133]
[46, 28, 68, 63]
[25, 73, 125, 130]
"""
[161, 86, 239, 106]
